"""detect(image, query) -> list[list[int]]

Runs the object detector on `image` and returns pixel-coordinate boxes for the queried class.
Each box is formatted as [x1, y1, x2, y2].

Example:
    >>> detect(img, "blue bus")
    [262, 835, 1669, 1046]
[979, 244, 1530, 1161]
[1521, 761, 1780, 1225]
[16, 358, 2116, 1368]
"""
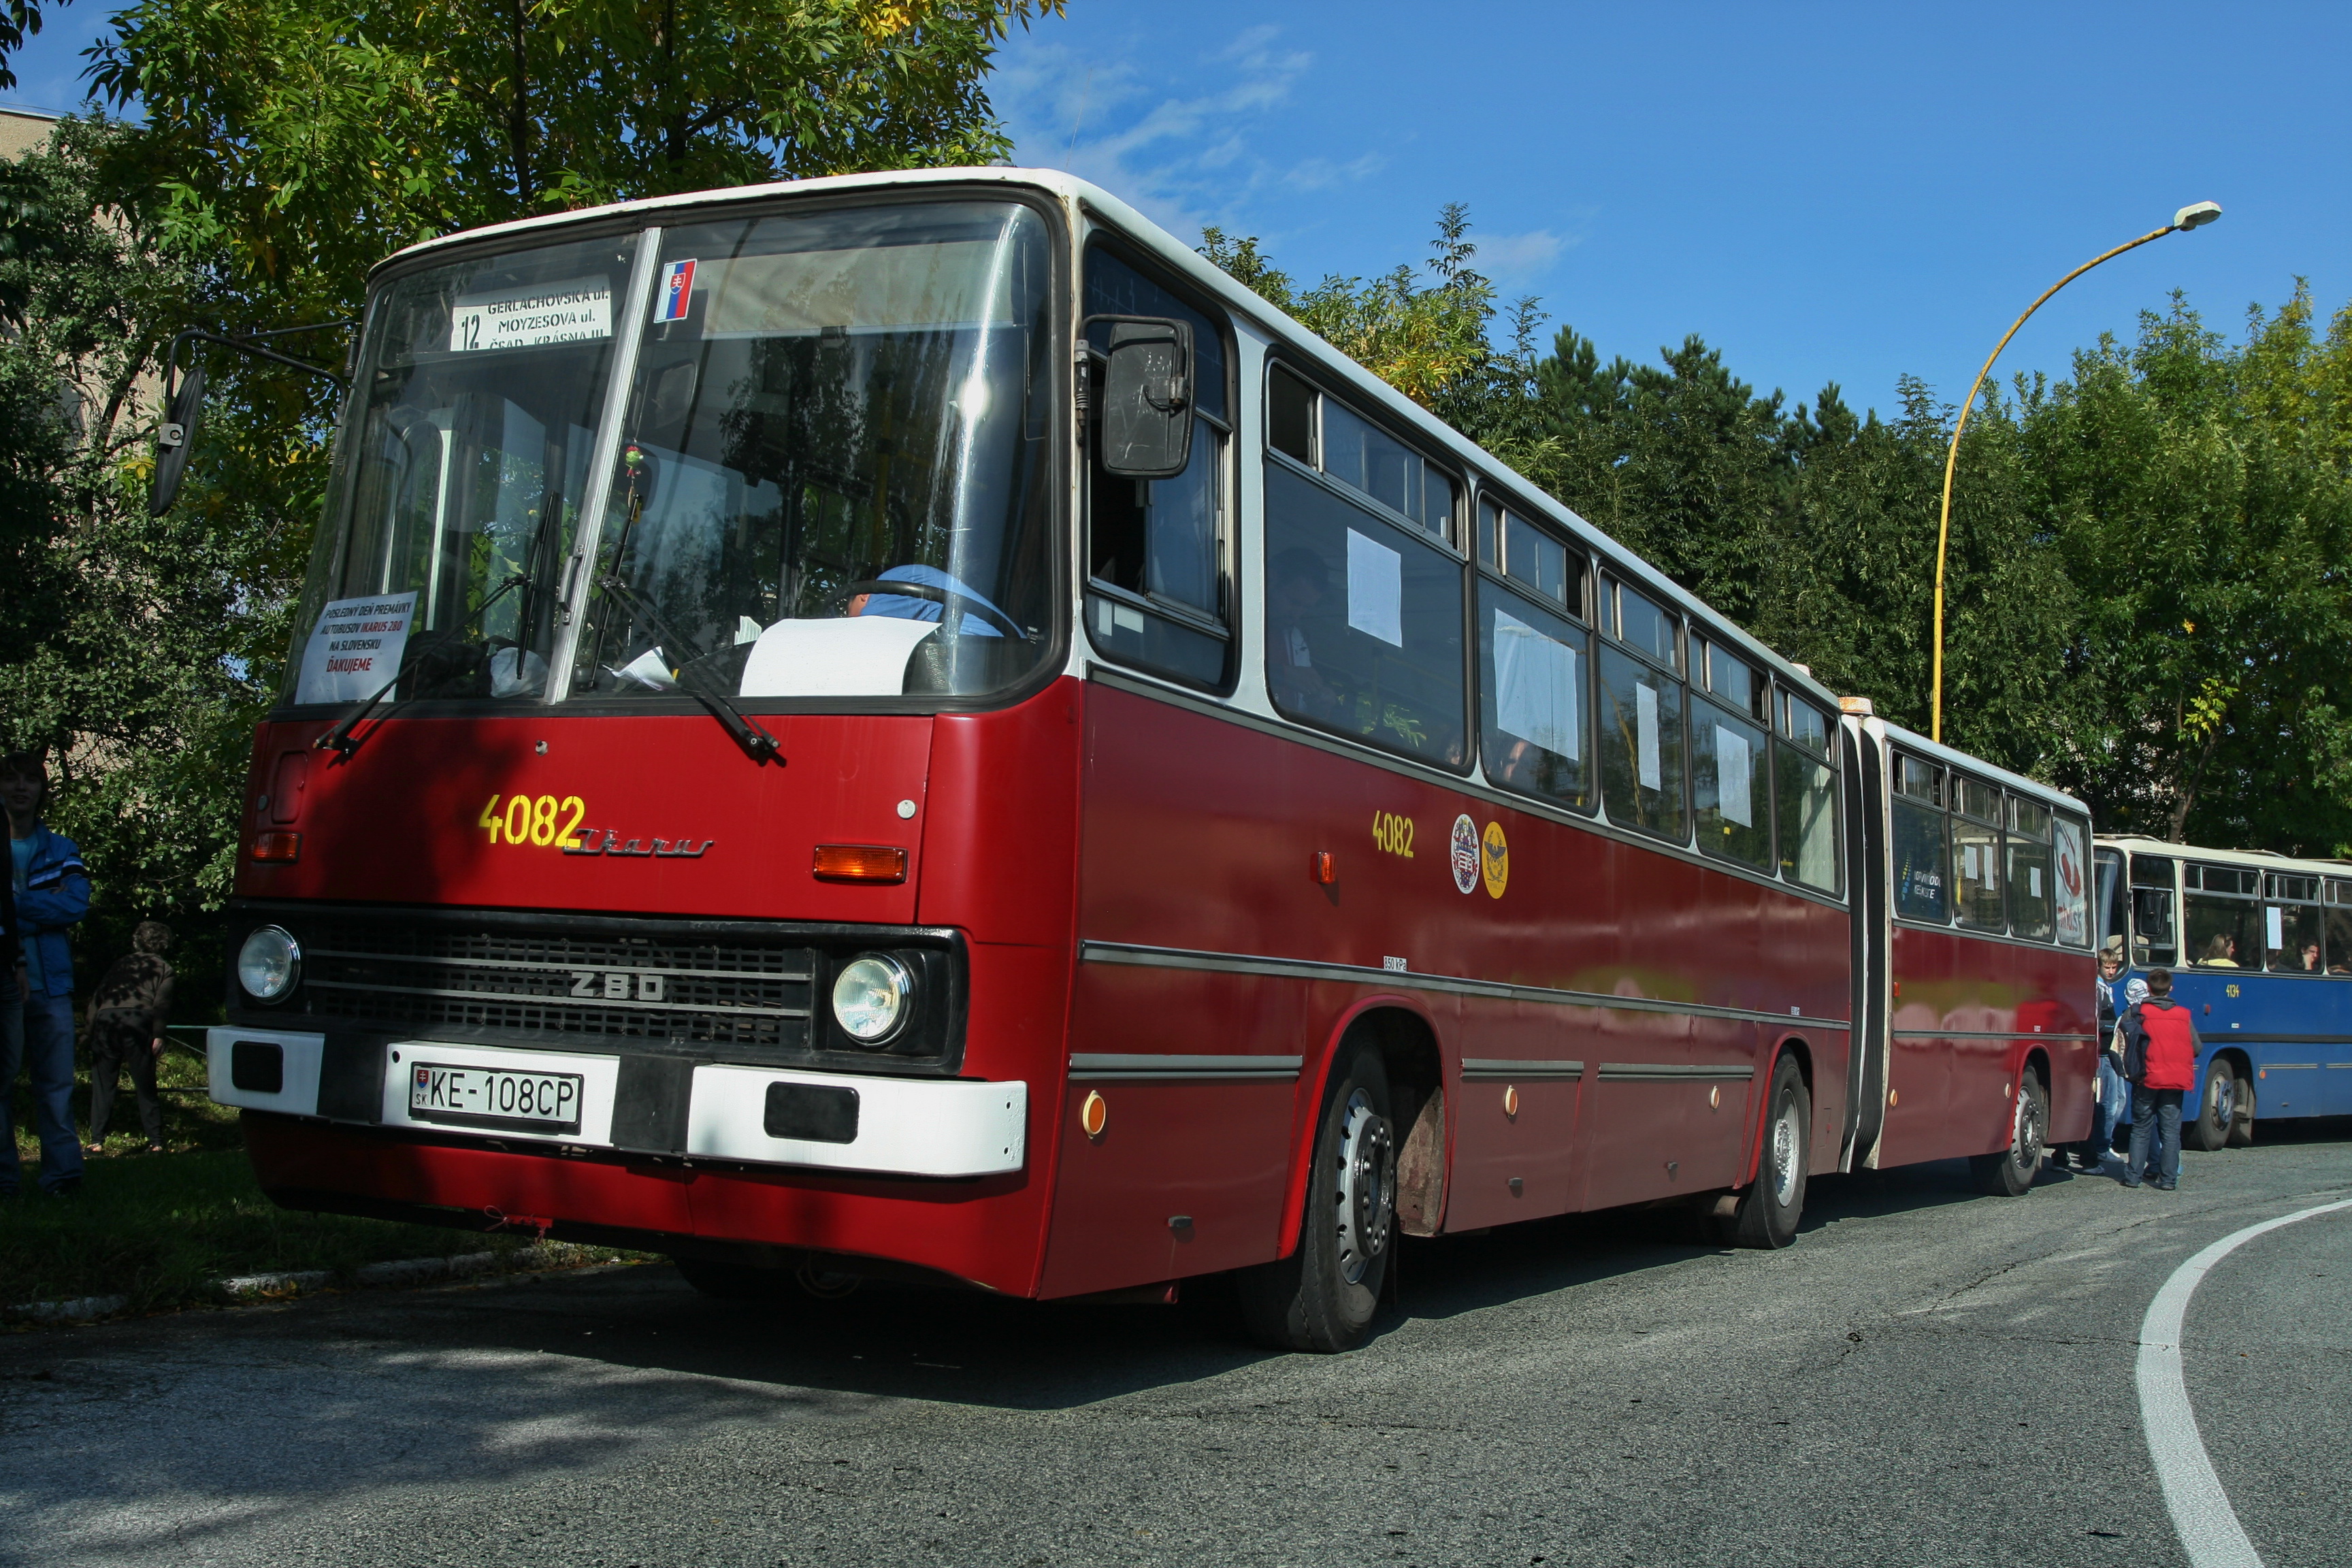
[2095, 835, 2352, 1147]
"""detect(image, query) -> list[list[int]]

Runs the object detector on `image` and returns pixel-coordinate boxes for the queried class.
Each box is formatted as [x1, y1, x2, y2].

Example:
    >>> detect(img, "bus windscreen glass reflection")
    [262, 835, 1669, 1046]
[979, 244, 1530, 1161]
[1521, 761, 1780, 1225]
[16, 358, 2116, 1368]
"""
[288, 233, 638, 704]
[576, 202, 1056, 702]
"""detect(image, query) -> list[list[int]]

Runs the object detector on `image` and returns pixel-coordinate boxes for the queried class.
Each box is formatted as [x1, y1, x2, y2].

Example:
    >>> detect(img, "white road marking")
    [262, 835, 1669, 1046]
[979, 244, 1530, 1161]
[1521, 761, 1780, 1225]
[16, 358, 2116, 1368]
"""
[2136, 1196, 2352, 1568]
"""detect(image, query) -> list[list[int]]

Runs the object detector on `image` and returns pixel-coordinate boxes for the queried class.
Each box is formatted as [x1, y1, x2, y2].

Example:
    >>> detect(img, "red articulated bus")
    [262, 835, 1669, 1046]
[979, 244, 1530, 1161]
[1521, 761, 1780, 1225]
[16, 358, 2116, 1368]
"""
[208, 169, 2096, 1351]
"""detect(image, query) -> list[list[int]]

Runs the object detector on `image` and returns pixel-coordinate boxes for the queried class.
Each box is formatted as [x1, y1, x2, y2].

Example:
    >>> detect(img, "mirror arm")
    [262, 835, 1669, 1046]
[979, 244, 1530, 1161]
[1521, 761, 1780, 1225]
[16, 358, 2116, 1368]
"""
[161, 324, 354, 402]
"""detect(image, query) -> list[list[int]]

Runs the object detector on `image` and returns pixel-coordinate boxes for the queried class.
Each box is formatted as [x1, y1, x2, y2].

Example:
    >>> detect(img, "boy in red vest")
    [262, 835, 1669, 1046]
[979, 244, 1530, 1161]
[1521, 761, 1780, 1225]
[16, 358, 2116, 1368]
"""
[2121, 968, 2200, 1191]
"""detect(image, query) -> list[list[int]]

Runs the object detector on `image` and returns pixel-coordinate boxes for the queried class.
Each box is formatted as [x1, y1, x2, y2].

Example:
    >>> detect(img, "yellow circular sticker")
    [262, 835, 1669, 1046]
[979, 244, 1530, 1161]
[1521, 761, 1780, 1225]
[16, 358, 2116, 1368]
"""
[1481, 820, 1509, 898]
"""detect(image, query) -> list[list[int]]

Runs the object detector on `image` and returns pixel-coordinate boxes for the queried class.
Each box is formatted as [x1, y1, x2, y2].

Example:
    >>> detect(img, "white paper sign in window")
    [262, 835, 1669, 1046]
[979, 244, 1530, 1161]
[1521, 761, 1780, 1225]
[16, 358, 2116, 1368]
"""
[448, 276, 612, 353]
[1635, 682, 1661, 790]
[1964, 843, 1980, 882]
[296, 591, 417, 704]
[2268, 904, 2285, 948]
[2029, 866, 2042, 898]
[1493, 608, 1579, 760]
[1715, 725, 1752, 826]
[1345, 528, 1403, 647]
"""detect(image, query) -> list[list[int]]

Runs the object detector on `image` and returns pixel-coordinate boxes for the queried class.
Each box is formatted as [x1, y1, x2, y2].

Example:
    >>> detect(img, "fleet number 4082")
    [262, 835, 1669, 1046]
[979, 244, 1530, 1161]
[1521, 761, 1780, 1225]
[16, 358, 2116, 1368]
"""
[1372, 810, 1415, 858]
[479, 794, 585, 848]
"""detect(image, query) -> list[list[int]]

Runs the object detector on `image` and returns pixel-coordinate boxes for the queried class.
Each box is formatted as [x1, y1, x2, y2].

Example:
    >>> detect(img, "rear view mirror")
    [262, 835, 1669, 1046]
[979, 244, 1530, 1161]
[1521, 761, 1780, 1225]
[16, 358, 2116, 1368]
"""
[149, 363, 206, 516]
[1093, 316, 1194, 479]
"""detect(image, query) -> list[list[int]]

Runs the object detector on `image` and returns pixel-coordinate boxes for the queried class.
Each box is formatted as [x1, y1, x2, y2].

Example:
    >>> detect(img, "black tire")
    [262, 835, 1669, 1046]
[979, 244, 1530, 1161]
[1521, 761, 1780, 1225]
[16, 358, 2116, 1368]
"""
[2187, 1059, 2237, 1153]
[1723, 1053, 1810, 1249]
[1237, 1043, 1396, 1352]
[672, 1255, 861, 1306]
[1971, 1071, 2048, 1196]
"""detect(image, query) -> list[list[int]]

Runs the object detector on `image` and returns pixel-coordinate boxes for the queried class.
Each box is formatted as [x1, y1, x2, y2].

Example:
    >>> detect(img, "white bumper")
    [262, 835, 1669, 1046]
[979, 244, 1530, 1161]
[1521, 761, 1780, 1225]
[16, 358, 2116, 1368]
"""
[206, 1030, 1025, 1178]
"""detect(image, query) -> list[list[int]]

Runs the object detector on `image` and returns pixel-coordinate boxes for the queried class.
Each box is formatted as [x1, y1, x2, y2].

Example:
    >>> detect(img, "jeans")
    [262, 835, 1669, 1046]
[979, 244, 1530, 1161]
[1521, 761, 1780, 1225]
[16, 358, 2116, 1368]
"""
[2127, 1087, 2184, 1188]
[2096, 1056, 2132, 1148]
[1, 988, 84, 1194]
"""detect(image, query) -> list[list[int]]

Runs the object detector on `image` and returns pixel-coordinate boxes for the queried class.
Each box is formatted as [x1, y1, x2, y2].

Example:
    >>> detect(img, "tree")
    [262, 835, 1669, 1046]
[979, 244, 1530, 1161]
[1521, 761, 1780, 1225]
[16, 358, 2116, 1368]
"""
[2025, 289, 2352, 849]
[91, 0, 1062, 322]
[0, 0, 69, 93]
[1200, 215, 2352, 851]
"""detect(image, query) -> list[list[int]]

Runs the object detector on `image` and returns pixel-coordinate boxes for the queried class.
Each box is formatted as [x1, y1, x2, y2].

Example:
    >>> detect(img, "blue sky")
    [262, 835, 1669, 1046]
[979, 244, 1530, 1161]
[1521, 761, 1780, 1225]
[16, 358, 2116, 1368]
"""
[10, 3, 2347, 417]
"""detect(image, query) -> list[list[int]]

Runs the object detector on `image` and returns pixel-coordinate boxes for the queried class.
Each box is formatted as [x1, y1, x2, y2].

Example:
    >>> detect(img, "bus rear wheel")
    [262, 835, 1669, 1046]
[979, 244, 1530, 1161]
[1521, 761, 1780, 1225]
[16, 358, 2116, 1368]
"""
[1722, 1053, 1810, 1249]
[1970, 1071, 2048, 1196]
[2188, 1060, 2240, 1153]
[1237, 1043, 1396, 1352]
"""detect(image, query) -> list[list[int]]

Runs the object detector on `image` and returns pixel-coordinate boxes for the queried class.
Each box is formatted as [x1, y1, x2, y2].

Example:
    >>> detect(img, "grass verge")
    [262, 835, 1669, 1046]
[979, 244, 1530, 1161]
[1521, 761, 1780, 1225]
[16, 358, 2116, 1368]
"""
[8, 1047, 642, 1315]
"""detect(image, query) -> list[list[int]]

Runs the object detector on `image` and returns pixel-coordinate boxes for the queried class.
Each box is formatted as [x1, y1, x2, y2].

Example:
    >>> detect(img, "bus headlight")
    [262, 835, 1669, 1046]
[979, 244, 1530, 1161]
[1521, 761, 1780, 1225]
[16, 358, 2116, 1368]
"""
[237, 925, 302, 1003]
[832, 954, 913, 1045]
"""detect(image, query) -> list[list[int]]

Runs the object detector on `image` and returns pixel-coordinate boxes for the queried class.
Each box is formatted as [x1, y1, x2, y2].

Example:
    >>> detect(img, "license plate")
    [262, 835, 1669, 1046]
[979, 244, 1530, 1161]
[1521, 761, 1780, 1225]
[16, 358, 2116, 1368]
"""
[408, 1062, 583, 1134]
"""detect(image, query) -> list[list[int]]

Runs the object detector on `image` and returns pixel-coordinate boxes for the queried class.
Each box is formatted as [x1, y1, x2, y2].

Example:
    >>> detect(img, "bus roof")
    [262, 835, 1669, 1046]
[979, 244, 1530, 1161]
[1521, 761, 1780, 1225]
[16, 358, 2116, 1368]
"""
[371, 165, 1851, 717]
[1876, 719, 2087, 818]
[2095, 835, 2352, 877]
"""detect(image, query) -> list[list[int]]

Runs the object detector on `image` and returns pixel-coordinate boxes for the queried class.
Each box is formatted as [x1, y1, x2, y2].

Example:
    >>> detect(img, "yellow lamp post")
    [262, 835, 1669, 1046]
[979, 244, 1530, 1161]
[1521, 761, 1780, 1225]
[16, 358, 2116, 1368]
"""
[1928, 200, 2223, 743]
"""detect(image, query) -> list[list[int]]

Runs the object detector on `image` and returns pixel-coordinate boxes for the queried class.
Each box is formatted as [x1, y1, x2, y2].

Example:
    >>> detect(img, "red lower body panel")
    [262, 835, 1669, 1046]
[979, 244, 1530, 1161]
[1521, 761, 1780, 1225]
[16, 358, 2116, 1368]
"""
[243, 1113, 1049, 1297]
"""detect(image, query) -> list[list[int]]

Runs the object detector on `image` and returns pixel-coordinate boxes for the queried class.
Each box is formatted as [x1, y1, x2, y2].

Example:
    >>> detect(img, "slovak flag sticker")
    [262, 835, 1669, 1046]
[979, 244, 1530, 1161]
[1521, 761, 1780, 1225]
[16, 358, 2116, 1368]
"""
[655, 258, 697, 323]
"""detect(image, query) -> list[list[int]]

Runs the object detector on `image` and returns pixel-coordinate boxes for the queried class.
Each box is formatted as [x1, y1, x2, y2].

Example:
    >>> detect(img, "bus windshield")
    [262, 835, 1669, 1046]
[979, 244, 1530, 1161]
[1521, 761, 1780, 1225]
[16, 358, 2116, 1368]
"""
[288, 199, 1058, 708]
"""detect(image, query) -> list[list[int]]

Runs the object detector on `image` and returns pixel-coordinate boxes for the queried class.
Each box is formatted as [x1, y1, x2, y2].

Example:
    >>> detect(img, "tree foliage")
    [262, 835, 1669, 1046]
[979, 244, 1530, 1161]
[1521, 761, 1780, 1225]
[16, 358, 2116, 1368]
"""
[1205, 211, 2352, 853]
[90, 0, 1060, 321]
[1, 3, 1063, 997]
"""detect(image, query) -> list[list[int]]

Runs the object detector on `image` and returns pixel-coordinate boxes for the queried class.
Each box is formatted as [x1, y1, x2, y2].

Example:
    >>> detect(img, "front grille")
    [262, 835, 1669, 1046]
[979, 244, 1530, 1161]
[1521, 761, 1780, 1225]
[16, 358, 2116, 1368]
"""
[294, 917, 813, 1053]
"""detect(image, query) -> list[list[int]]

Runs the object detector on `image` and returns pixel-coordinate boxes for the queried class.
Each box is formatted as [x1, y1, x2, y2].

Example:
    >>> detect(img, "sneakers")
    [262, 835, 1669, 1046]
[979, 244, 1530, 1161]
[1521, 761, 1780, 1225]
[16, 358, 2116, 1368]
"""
[2121, 1177, 2142, 1188]
[2155, 1179, 2178, 1192]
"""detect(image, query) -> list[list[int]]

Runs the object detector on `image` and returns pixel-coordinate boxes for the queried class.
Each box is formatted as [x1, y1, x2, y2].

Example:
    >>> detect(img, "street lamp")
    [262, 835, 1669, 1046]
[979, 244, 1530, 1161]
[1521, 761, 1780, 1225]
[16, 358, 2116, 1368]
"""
[1927, 201, 2223, 742]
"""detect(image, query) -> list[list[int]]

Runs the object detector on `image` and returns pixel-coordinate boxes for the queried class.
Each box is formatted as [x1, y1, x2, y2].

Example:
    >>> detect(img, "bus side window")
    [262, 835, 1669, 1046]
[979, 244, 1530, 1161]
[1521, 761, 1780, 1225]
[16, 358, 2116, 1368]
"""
[2130, 854, 2178, 966]
[2005, 796, 2055, 941]
[1890, 753, 1948, 921]
[1083, 246, 1232, 688]
[1774, 687, 1839, 893]
[1949, 775, 2003, 931]
[1477, 574, 1593, 814]
[1262, 372, 1467, 768]
[2327, 881, 2352, 974]
[1596, 577, 1688, 843]
[2183, 862, 2259, 968]
[2267, 873, 2325, 973]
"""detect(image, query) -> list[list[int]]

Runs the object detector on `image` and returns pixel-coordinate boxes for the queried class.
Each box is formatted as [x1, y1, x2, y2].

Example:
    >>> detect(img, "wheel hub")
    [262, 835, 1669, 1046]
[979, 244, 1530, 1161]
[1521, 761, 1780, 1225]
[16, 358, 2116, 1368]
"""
[1770, 1105, 1801, 1207]
[1333, 1089, 1396, 1285]
[2012, 1083, 2043, 1165]
[2212, 1072, 2234, 1126]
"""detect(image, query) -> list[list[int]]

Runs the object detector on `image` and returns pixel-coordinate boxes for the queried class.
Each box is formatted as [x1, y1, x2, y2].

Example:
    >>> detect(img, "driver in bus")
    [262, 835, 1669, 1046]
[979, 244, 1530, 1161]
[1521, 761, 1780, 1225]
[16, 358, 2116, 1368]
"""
[845, 564, 1009, 638]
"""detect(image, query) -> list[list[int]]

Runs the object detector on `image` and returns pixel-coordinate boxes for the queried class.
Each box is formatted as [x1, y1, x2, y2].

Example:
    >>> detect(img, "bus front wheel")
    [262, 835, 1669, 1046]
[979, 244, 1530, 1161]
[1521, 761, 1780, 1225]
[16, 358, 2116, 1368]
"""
[1237, 1043, 1396, 1352]
[2188, 1060, 2240, 1153]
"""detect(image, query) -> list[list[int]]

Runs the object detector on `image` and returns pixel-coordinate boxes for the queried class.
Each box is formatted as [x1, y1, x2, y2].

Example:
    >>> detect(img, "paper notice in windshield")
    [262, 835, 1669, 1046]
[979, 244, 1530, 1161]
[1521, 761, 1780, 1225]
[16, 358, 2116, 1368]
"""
[296, 591, 416, 704]
[448, 277, 612, 353]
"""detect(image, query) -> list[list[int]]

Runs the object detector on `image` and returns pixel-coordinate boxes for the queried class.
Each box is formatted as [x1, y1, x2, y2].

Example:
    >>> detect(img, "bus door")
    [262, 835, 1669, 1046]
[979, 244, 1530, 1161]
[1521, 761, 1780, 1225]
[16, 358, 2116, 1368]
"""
[1841, 717, 1889, 1171]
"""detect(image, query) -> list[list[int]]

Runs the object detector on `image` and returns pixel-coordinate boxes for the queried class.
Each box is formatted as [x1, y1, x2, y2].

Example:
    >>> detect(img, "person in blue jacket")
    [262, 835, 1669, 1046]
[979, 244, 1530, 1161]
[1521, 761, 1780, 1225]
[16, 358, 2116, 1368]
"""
[3, 747, 89, 1197]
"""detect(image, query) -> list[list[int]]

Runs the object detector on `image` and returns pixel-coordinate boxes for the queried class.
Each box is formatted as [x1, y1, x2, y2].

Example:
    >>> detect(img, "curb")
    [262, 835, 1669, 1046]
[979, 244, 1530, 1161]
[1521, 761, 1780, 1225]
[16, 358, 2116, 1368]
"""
[7, 1241, 614, 1324]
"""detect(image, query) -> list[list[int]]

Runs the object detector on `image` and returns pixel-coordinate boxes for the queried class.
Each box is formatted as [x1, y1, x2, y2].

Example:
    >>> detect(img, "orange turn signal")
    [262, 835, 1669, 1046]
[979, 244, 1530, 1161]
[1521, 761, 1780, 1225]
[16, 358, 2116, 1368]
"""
[812, 844, 907, 883]
[250, 832, 302, 863]
[1311, 850, 1335, 885]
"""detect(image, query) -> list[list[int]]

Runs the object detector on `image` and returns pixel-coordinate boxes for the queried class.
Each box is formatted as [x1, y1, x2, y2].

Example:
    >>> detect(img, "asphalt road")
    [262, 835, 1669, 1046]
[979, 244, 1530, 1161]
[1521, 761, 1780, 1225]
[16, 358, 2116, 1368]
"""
[5, 1124, 2348, 1568]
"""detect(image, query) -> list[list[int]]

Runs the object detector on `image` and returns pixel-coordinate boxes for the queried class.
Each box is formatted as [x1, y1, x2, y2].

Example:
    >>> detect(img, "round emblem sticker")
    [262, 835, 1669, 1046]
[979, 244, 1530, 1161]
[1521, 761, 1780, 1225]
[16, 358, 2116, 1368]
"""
[1449, 814, 1480, 895]
[1482, 820, 1509, 898]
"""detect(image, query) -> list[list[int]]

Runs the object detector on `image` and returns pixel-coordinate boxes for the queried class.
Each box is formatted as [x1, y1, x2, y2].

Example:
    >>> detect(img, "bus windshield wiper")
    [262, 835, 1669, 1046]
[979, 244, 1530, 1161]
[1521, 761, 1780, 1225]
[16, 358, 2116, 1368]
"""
[595, 574, 782, 766]
[314, 574, 525, 757]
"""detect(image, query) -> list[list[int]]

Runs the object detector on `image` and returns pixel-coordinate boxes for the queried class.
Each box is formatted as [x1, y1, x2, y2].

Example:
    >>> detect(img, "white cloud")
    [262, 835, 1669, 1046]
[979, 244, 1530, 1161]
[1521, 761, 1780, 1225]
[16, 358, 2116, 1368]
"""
[1479, 229, 1573, 284]
[996, 25, 1363, 244]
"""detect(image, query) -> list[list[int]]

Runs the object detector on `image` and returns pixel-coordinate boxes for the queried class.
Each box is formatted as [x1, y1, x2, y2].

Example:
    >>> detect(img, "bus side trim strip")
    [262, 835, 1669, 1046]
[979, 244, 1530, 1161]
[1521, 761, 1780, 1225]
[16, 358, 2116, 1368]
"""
[1461, 1058, 1583, 1080]
[1068, 1053, 1302, 1081]
[1597, 1064, 1757, 1082]
[1079, 940, 1850, 1031]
